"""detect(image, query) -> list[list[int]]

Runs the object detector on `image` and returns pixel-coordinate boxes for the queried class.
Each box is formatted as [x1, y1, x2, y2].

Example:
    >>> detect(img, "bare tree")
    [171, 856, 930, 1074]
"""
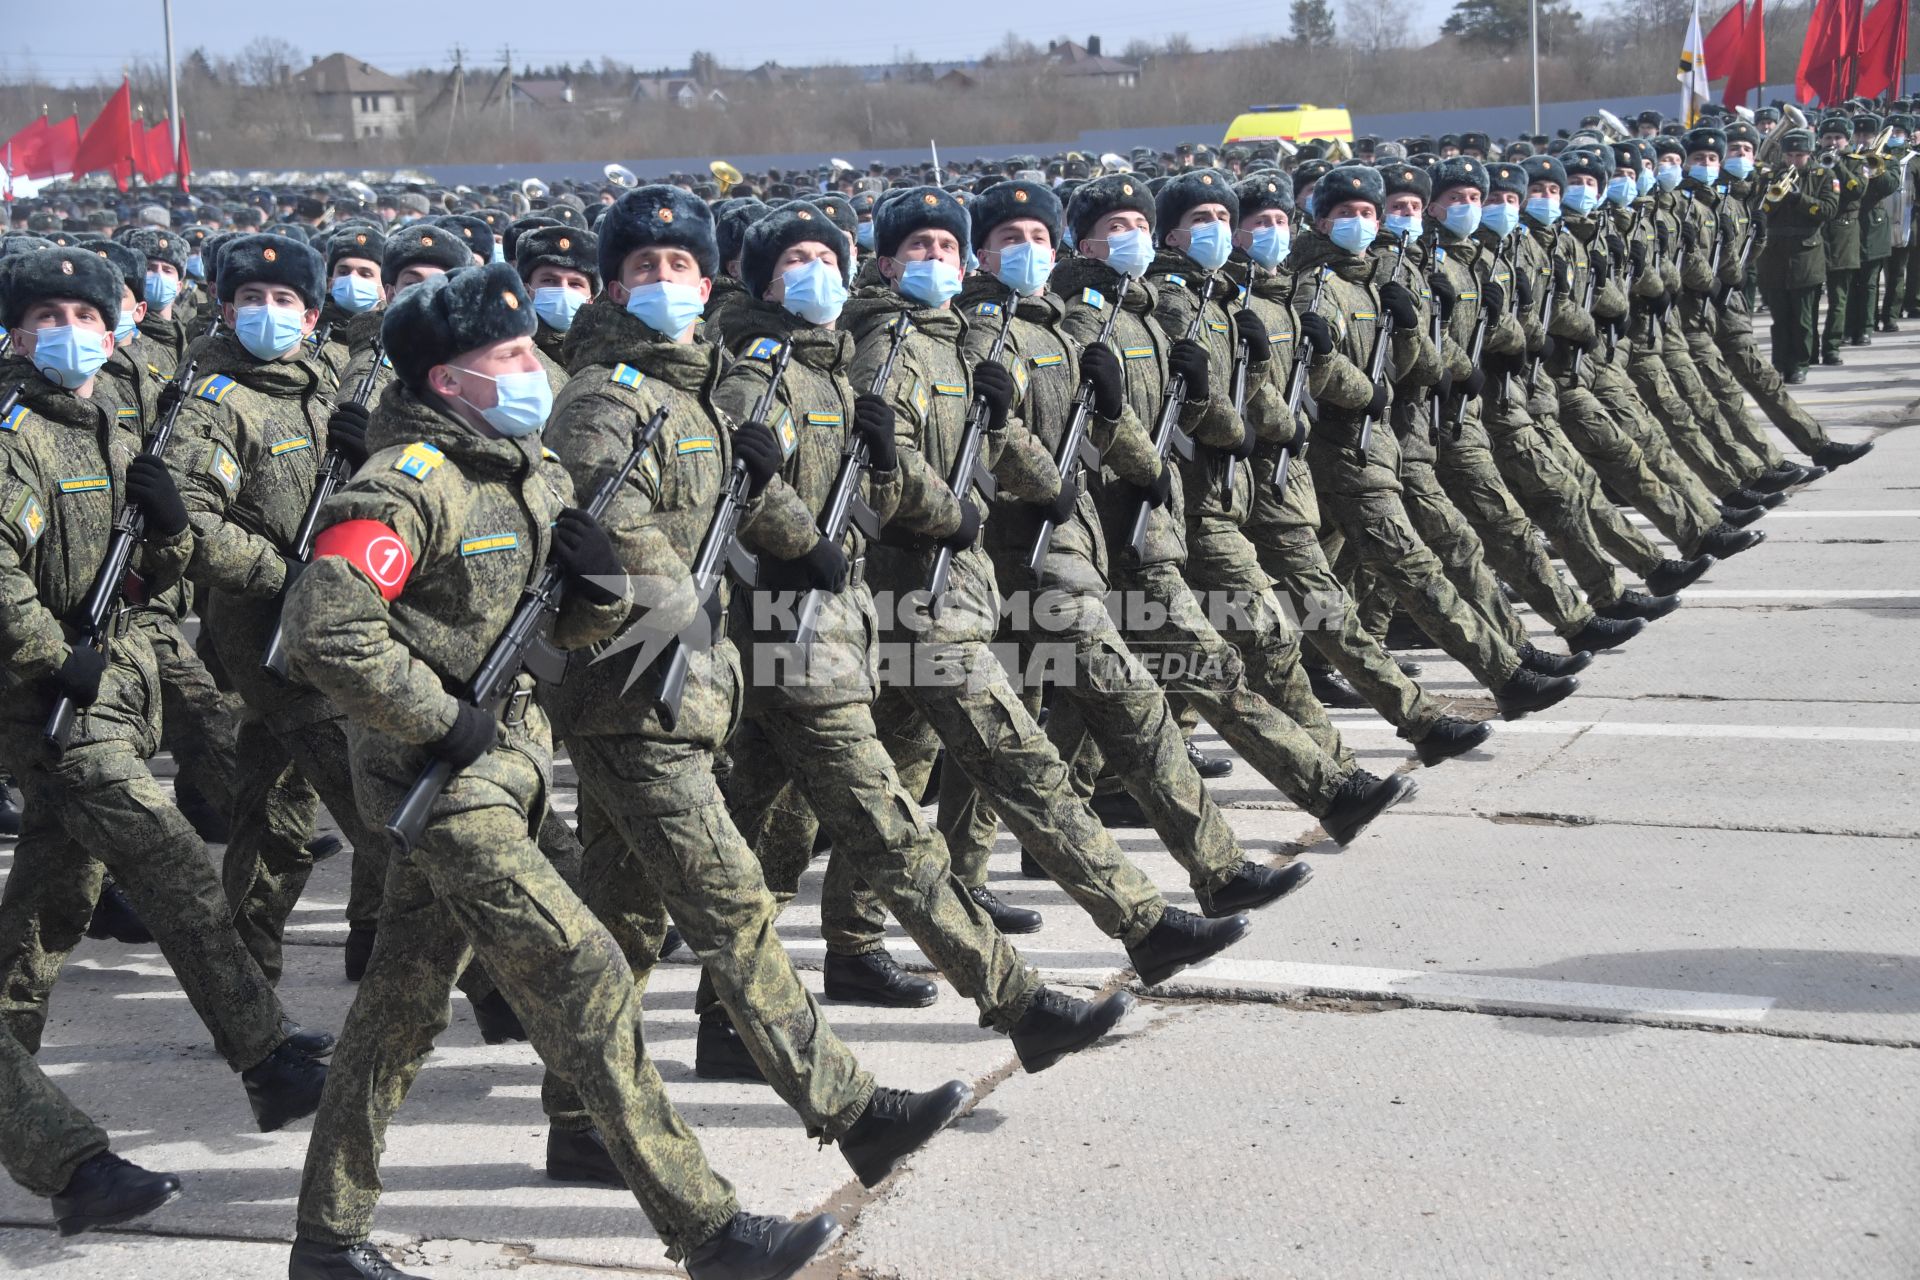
[1342, 0, 1417, 55]
[235, 37, 300, 87]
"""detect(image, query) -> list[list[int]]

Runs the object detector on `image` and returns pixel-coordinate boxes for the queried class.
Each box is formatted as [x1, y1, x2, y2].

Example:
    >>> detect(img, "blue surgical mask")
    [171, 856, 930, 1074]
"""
[235, 303, 307, 360]
[1442, 203, 1482, 237]
[779, 257, 849, 324]
[623, 280, 706, 338]
[28, 324, 112, 389]
[453, 366, 554, 437]
[1724, 155, 1755, 180]
[1656, 162, 1682, 191]
[330, 273, 382, 314]
[185, 252, 205, 279]
[1482, 203, 1520, 238]
[1605, 176, 1636, 207]
[114, 313, 140, 346]
[1688, 162, 1720, 186]
[1329, 215, 1378, 255]
[896, 258, 963, 308]
[1562, 186, 1599, 216]
[1182, 222, 1232, 271]
[1637, 168, 1656, 196]
[1102, 228, 1155, 279]
[490, 242, 505, 264]
[1384, 212, 1423, 242]
[855, 221, 876, 250]
[991, 242, 1055, 297]
[1247, 225, 1290, 270]
[533, 285, 587, 332]
[143, 271, 179, 310]
[1525, 196, 1562, 226]
[1891, 134, 1910, 149]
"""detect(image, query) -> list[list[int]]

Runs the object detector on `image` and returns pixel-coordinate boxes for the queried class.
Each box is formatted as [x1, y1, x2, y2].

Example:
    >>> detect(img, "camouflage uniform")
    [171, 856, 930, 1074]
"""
[308, 299, 358, 390]
[0, 365, 291, 1073]
[283, 387, 740, 1260]
[540, 299, 879, 1137]
[337, 310, 398, 406]
[0, 1024, 107, 1197]
[135, 308, 189, 377]
[167, 332, 391, 981]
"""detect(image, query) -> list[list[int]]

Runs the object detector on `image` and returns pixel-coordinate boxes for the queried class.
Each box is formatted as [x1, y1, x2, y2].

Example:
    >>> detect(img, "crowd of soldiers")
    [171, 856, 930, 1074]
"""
[0, 88, 1890, 1280]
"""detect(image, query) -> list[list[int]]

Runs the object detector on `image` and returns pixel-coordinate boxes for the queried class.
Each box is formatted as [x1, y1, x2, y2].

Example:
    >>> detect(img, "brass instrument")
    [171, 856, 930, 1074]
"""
[520, 176, 550, 201]
[1756, 103, 1809, 167]
[1597, 109, 1631, 143]
[1764, 163, 1801, 204]
[604, 163, 639, 188]
[1862, 126, 1896, 175]
[710, 160, 742, 195]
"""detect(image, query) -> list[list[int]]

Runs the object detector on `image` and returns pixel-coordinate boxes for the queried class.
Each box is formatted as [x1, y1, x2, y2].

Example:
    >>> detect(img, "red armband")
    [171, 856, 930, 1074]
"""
[312, 519, 414, 601]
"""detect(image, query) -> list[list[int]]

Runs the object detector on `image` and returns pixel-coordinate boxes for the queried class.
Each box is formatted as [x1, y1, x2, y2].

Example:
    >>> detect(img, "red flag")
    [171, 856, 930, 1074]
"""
[139, 119, 175, 182]
[175, 118, 191, 191]
[43, 116, 80, 177]
[1857, 0, 1909, 98]
[1703, 1, 1747, 81]
[1797, 0, 1862, 103]
[3, 117, 50, 182]
[1725, 0, 1769, 104]
[70, 80, 135, 190]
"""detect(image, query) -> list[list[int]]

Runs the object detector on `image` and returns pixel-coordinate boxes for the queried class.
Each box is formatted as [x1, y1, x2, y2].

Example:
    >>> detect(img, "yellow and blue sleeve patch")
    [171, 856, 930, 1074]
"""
[194, 374, 237, 404]
[1122, 346, 1154, 361]
[1268, 330, 1292, 345]
[57, 475, 111, 495]
[460, 533, 520, 557]
[1080, 287, 1105, 310]
[609, 363, 646, 389]
[0, 405, 26, 433]
[931, 382, 967, 397]
[910, 378, 928, 417]
[975, 301, 1002, 317]
[269, 435, 313, 457]
[9, 491, 45, 548]
[745, 337, 782, 361]
[1167, 273, 1186, 286]
[1206, 320, 1230, 334]
[676, 435, 717, 456]
[1460, 291, 1480, 303]
[1351, 310, 1378, 322]
[394, 441, 444, 481]
[210, 446, 241, 493]
[773, 410, 797, 457]
[115, 406, 140, 421]
[1030, 352, 1066, 368]
[380, 352, 393, 369]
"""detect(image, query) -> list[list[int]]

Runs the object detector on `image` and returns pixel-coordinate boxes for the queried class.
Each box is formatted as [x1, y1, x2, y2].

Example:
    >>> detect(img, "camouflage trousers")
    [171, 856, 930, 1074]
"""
[223, 714, 390, 984]
[1549, 378, 1717, 558]
[0, 1023, 107, 1197]
[1714, 294, 1830, 454]
[1626, 340, 1753, 496]
[723, 698, 1040, 1031]
[1431, 433, 1595, 639]
[1315, 483, 1523, 690]
[1590, 356, 1730, 523]
[297, 716, 739, 1260]
[0, 736, 288, 1071]
[1249, 520, 1450, 741]
[1658, 315, 1776, 487]
[549, 732, 875, 1141]
[1530, 413, 1672, 582]
[135, 609, 240, 815]
[1682, 317, 1790, 474]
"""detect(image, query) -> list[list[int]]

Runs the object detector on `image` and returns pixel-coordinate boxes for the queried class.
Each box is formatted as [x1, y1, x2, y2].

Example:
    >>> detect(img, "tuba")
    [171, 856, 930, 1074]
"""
[1597, 109, 1631, 143]
[521, 176, 551, 201]
[710, 160, 743, 196]
[604, 163, 639, 188]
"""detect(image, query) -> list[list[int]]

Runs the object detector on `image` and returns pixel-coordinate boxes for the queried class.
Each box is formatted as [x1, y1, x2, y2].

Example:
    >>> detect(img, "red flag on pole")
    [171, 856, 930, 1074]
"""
[70, 80, 136, 190]
[1857, 0, 1909, 99]
[140, 119, 175, 183]
[3, 117, 51, 183]
[1797, 0, 1862, 103]
[1703, 1, 1747, 81]
[175, 117, 191, 192]
[43, 116, 81, 177]
[1725, 0, 1769, 105]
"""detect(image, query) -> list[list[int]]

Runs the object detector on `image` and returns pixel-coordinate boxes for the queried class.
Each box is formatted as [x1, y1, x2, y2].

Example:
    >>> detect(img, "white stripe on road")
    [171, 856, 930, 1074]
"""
[1328, 716, 1920, 744]
[1762, 510, 1920, 518]
[1154, 958, 1776, 1023]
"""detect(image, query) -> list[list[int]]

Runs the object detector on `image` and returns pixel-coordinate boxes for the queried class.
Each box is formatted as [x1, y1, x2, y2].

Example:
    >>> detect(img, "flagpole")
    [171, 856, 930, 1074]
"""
[162, 0, 182, 188]
[1529, 0, 1540, 136]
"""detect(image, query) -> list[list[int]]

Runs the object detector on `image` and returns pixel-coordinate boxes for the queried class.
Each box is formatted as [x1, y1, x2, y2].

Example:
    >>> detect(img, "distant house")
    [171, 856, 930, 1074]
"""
[1044, 37, 1140, 88]
[292, 53, 416, 141]
[630, 74, 728, 108]
[512, 78, 577, 109]
[935, 68, 979, 91]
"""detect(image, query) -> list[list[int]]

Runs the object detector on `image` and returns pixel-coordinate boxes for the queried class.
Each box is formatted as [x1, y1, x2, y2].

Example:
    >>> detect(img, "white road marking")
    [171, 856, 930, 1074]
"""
[1762, 510, 1920, 518]
[1326, 715, 1920, 744]
[1154, 958, 1775, 1023]
[1678, 589, 1920, 598]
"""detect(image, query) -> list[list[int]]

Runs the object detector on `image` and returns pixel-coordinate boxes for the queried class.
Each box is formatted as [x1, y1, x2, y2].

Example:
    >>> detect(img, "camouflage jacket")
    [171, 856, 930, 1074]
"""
[94, 337, 167, 429]
[281, 384, 627, 751]
[1469, 225, 1554, 424]
[1422, 226, 1520, 456]
[533, 319, 569, 397]
[136, 309, 190, 377]
[168, 331, 336, 728]
[338, 308, 398, 406]
[0, 363, 190, 749]
[1233, 258, 1321, 536]
[702, 277, 754, 351]
[310, 299, 359, 391]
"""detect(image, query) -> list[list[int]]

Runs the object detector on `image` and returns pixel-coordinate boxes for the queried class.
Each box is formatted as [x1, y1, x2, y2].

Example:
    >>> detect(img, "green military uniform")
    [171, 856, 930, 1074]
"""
[283, 375, 741, 1262]
[1877, 141, 1915, 327]
[1847, 156, 1901, 344]
[337, 310, 397, 405]
[0, 1023, 108, 1198]
[1755, 154, 1840, 378]
[134, 309, 190, 377]
[1820, 150, 1864, 360]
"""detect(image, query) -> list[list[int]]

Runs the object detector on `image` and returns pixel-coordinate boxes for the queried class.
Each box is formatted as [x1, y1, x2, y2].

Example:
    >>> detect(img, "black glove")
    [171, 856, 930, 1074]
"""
[55, 645, 107, 709]
[972, 360, 1015, 432]
[942, 498, 980, 551]
[1580, 329, 1603, 353]
[1481, 279, 1506, 318]
[1553, 261, 1573, 295]
[1606, 232, 1628, 263]
[1137, 463, 1173, 509]
[1429, 275, 1458, 322]
[430, 701, 497, 769]
[788, 537, 849, 593]
[1652, 291, 1673, 319]
[1080, 342, 1126, 419]
[851, 394, 897, 472]
[1228, 424, 1257, 460]
[1036, 476, 1080, 523]
[1459, 367, 1486, 399]
[1535, 333, 1558, 362]
[1379, 281, 1418, 329]
[1298, 311, 1334, 358]
[551, 508, 624, 605]
[1514, 269, 1536, 308]
[1168, 339, 1210, 399]
[732, 422, 783, 499]
[1232, 310, 1271, 365]
[124, 455, 188, 538]
[1485, 350, 1524, 379]
[1681, 220, 1699, 250]
[326, 401, 371, 468]
[1713, 280, 1736, 308]
[1365, 383, 1390, 419]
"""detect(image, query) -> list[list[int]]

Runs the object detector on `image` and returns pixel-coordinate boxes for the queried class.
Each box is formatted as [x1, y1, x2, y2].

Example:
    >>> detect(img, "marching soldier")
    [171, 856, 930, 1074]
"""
[315, 224, 388, 387]
[513, 222, 598, 391]
[1755, 129, 1840, 385]
[1817, 115, 1864, 366]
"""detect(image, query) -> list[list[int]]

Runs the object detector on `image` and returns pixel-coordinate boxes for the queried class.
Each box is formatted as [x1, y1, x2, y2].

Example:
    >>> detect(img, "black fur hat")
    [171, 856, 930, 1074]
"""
[1459, 131, 1492, 156]
[1683, 127, 1727, 158]
[126, 227, 188, 274]
[1520, 155, 1570, 191]
[85, 238, 145, 297]
[383, 222, 472, 281]
[599, 185, 719, 282]
[1, 246, 122, 328]
[1065, 173, 1156, 245]
[873, 185, 970, 258]
[0, 233, 56, 260]
[1484, 161, 1529, 200]
[217, 232, 325, 307]
[503, 214, 559, 263]
[712, 198, 769, 274]
[1153, 169, 1237, 245]
[435, 213, 494, 263]
[264, 223, 312, 245]
[804, 193, 859, 242]
[1561, 147, 1611, 184]
[1724, 121, 1761, 148]
[326, 225, 388, 273]
[1429, 157, 1489, 202]
[1378, 162, 1433, 204]
[1653, 134, 1687, 159]
[382, 262, 537, 396]
[1607, 142, 1640, 173]
[515, 225, 599, 284]
[1313, 164, 1386, 215]
[1233, 171, 1294, 218]
[741, 203, 852, 298]
[967, 180, 1062, 252]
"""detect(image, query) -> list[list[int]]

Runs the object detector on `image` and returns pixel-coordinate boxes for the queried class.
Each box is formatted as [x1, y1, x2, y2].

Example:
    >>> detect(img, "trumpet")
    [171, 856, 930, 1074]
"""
[1764, 163, 1801, 204]
[1861, 126, 1896, 174]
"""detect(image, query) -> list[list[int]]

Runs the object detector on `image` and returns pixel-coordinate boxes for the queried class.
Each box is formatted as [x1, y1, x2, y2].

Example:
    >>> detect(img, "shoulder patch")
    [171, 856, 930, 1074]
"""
[1167, 273, 1186, 287]
[1030, 352, 1066, 368]
[194, 374, 237, 404]
[115, 406, 140, 420]
[460, 533, 521, 557]
[269, 435, 313, 457]
[209, 445, 241, 493]
[1080, 287, 1106, 310]
[609, 363, 646, 388]
[57, 475, 111, 496]
[744, 337, 783, 361]
[931, 382, 967, 397]
[541, 446, 561, 462]
[380, 352, 393, 369]
[0, 405, 26, 433]
[974, 301, 1002, 317]
[676, 435, 717, 456]
[1122, 346, 1155, 361]
[393, 441, 445, 480]
[8, 490, 46, 548]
